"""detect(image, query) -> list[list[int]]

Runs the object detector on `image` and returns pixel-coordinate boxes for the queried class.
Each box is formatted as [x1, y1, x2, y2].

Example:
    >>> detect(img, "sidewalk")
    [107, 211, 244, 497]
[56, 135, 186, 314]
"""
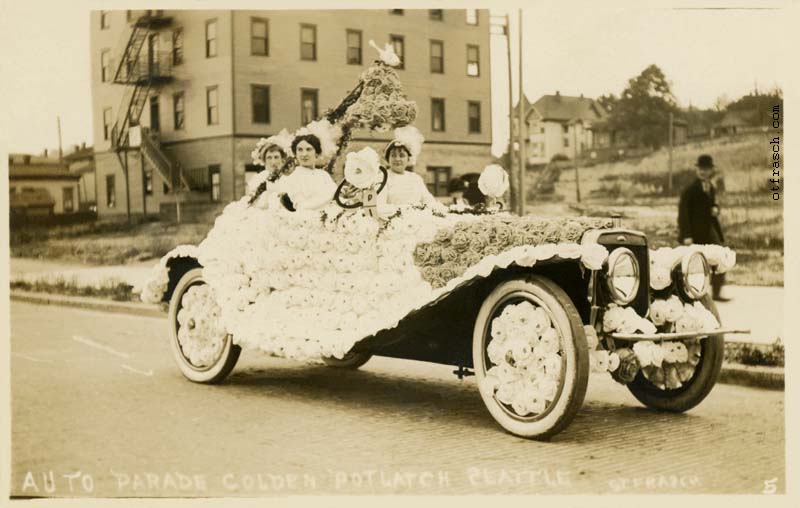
[9, 258, 783, 344]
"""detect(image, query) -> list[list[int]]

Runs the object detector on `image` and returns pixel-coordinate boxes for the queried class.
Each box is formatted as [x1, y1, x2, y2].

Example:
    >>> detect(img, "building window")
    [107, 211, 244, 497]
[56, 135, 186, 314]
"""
[103, 108, 112, 141]
[389, 34, 404, 70]
[100, 11, 109, 29]
[300, 24, 317, 61]
[467, 44, 480, 77]
[144, 171, 153, 196]
[206, 86, 218, 125]
[251, 85, 270, 124]
[431, 98, 445, 132]
[62, 187, 74, 212]
[426, 166, 451, 197]
[173, 92, 185, 130]
[563, 136, 569, 148]
[172, 28, 184, 65]
[251, 18, 269, 56]
[301, 88, 318, 124]
[100, 49, 111, 82]
[390, 9, 404, 15]
[468, 101, 481, 133]
[205, 19, 217, 58]
[429, 10, 444, 21]
[106, 174, 116, 208]
[430, 40, 444, 73]
[149, 95, 160, 132]
[346, 29, 362, 65]
[209, 165, 221, 202]
[466, 9, 479, 25]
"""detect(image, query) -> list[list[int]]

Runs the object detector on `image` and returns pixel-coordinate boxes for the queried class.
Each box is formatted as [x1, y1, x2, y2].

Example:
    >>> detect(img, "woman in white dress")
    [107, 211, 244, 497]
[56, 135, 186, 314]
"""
[276, 134, 336, 211]
[379, 140, 446, 212]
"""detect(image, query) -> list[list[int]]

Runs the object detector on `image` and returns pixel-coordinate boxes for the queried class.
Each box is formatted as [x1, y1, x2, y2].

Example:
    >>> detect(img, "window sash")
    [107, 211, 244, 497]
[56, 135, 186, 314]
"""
[300, 25, 317, 60]
[251, 19, 269, 56]
[467, 45, 479, 76]
[466, 9, 478, 25]
[390, 35, 405, 69]
[429, 10, 443, 21]
[173, 93, 185, 129]
[468, 102, 481, 133]
[206, 20, 217, 57]
[172, 29, 184, 65]
[301, 89, 318, 124]
[102, 108, 112, 140]
[209, 166, 221, 201]
[252, 85, 270, 123]
[100, 50, 110, 82]
[431, 99, 445, 131]
[106, 175, 116, 207]
[206, 87, 218, 125]
[346, 30, 362, 64]
[62, 187, 74, 212]
[430, 41, 444, 73]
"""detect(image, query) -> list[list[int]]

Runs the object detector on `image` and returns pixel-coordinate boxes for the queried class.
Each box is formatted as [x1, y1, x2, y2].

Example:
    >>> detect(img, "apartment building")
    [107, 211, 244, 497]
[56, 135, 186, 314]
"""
[90, 9, 493, 219]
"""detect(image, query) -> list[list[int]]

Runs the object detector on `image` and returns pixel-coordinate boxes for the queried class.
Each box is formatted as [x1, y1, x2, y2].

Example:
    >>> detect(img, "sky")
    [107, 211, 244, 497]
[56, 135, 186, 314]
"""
[0, 0, 789, 157]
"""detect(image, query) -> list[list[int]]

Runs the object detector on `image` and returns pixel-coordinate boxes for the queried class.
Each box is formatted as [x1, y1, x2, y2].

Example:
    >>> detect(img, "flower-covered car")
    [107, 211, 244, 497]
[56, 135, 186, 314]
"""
[142, 201, 743, 440]
[141, 42, 744, 440]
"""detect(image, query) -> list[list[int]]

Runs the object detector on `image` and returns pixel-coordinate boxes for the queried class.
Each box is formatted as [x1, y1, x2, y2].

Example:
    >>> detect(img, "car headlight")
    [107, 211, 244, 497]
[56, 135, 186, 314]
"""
[605, 248, 640, 305]
[681, 251, 710, 299]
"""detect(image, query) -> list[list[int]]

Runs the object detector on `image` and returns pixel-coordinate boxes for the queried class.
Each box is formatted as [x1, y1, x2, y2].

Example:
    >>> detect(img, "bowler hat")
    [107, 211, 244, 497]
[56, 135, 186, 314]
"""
[696, 154, 715, 169]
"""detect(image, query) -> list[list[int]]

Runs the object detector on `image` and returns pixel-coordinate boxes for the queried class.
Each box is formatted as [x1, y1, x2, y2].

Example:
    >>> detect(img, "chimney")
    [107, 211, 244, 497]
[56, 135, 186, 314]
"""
[580, 93, 584, 99]
[555, 91, 561, 101]
[82, 142, 86, 150]
[43, 148, 48, 157]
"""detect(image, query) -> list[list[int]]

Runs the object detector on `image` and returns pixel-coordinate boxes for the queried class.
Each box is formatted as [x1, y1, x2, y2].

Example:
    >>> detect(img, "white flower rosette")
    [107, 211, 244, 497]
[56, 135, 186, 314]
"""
[344, 146, 382, 189]
[250, 128, 294, 166]
[477, 164, 510, 198]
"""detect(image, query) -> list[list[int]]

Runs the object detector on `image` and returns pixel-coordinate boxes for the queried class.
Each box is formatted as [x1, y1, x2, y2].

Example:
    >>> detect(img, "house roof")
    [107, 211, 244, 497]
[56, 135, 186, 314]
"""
[718, 109, 759, 128]
[9, 160, 80, 181]
[530, 94, 608, 123]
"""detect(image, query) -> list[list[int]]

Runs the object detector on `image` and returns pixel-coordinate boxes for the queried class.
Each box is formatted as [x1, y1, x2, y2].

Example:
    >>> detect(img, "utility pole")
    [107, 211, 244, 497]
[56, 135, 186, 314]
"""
[573, 123, 581, 203]
[668, 111, 674, 194]
[505, 13, 515, 213]
[56, 116, 63, 162]
[516, 9, 526, 216]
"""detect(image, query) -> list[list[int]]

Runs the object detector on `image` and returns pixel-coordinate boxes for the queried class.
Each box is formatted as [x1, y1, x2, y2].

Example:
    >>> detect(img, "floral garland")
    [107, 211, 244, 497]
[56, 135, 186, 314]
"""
[479, 301, 563, 416]
[413, 216, 614, 288]
[649, 245, 737, 290]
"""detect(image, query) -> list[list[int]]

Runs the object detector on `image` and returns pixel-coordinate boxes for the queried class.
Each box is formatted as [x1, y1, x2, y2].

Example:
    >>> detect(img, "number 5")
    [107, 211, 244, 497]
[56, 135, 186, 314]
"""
[763, 478, 778, 494]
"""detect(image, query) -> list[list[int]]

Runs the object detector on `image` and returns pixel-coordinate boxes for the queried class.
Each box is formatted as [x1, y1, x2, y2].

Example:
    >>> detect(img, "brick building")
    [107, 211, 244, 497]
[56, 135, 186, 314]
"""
[90, 9, 493, 219]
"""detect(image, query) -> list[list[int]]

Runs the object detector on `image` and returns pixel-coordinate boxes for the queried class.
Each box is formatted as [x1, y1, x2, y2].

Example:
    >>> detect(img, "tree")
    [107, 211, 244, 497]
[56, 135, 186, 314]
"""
[596, 93, 618, 114]
[606, 64, 679, 149]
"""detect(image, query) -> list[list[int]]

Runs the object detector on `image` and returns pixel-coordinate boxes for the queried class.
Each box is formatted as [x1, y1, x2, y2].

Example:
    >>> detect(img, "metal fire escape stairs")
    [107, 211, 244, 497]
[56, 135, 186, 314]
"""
[110, 12, 188, 194]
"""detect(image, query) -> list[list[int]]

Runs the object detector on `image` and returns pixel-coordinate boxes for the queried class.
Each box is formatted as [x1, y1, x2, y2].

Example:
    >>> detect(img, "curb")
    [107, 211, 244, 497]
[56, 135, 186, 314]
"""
[10, 291, 785, 390]
[718, 363, 784, 391]
[10, 291, 164, 318]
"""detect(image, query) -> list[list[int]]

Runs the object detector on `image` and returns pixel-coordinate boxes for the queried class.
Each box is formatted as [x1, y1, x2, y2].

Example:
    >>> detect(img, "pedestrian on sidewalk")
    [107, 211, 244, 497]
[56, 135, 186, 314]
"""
[678, 154, 730, 302]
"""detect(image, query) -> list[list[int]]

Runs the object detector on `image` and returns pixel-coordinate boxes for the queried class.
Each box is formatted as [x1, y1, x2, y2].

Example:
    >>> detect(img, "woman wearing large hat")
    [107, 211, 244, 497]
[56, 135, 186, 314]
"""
[378, 126, 446, 212]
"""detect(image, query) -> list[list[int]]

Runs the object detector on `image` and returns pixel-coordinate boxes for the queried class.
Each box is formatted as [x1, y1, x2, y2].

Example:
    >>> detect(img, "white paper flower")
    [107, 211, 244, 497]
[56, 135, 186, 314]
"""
[344, 146, 382, 189]
[478, 164, 510, 198]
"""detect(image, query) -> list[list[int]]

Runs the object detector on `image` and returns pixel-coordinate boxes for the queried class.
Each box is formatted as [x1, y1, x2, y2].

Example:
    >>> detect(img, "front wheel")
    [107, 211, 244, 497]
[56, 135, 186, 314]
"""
[626, 295, 724, 412]
[168, 268, 241, 384]
[473, 275, 589, 440]
[322, 351, 373, 369]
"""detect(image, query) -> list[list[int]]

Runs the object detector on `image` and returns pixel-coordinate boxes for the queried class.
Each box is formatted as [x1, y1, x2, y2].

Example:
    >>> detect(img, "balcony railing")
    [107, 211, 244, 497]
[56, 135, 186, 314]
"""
[113, 51, 174, 85]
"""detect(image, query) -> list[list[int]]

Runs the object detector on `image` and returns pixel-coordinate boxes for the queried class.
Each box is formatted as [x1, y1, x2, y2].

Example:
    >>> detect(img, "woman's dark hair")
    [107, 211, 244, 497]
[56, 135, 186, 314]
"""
[384, 142, 411, 161]
[261, 143, 286, 159]
[291, 134, 322, 155]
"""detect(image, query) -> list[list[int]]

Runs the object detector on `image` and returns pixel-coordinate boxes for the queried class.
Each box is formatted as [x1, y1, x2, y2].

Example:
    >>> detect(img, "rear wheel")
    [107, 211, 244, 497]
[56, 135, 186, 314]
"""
[627, 295, 724, 412]
[168, 268, 241, 384]
[473, 275, 589, 440]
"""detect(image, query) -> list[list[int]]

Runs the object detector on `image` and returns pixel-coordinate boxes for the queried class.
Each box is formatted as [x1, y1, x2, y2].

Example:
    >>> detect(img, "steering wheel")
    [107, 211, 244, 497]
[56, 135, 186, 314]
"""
[334, 167, 388, 209]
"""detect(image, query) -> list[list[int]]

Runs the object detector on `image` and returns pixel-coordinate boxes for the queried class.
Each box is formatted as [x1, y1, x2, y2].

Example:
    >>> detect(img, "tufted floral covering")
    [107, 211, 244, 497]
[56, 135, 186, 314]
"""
[143, 202, 613, 362]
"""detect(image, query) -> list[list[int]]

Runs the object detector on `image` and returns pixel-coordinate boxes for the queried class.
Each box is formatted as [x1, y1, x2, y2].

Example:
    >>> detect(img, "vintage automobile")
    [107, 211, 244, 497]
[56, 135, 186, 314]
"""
[142, 196, 743, 440]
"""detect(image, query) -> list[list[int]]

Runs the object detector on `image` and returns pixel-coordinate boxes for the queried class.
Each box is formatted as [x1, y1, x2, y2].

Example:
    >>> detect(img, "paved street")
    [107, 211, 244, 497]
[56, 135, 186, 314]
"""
[11, 301, 785, 497]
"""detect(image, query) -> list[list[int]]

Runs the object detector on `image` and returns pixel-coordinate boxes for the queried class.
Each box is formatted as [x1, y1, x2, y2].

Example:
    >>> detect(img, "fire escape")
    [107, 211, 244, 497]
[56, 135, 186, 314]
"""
[110, 10, 189, 216]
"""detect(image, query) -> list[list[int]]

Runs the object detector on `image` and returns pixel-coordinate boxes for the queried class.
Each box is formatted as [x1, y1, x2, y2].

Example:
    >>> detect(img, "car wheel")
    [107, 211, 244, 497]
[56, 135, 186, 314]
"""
[626, 295, 724, 412]
[473, 275, 589, 440]
[322, 352, 373, 369]
[168, 268, 241, 384]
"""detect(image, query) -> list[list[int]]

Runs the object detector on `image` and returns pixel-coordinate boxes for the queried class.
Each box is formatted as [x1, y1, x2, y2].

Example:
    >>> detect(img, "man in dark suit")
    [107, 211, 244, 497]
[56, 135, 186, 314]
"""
[678, 154, 730, 301]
